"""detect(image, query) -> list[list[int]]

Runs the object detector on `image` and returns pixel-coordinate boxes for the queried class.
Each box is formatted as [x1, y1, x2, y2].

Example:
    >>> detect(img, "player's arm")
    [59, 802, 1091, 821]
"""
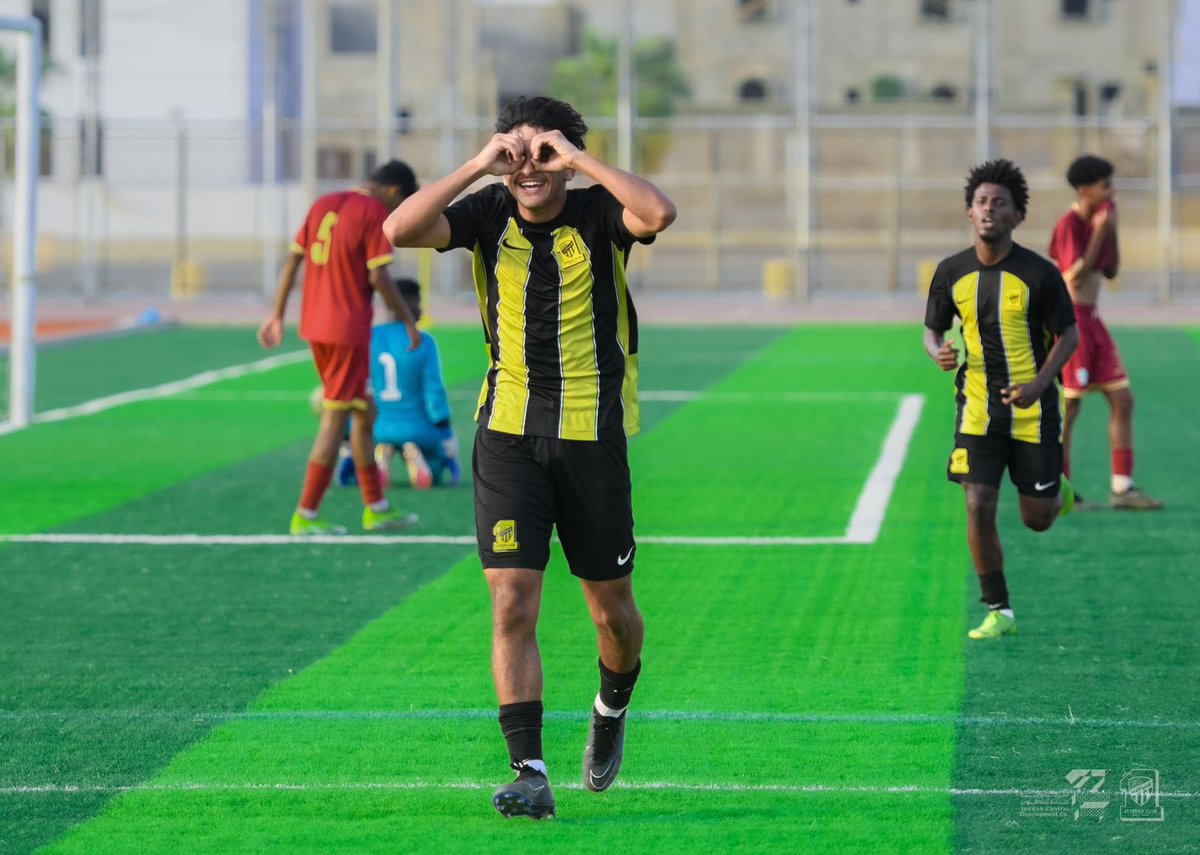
[1067, 206, 1115, 287]
[383, 134, 525, 248]
[924, 326, 958, 371]
[370, 268, 422, 351]
[257, 250, 304, 348]
[533, 130, 676, 238]
[1101, 206, 1120, 278]
[1000, 324, 1079, 408]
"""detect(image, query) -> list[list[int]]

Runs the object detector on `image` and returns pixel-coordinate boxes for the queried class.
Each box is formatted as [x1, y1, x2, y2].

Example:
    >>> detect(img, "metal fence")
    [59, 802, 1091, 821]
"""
[2, 0, 1199, 305]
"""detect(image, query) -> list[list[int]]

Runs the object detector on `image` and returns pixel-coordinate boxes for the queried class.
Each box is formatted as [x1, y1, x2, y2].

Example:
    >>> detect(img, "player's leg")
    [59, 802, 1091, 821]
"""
[949, 434, 1016, 638]
[350, 401, 405, 528]
[291, 344, 352, 535]
[1103, 385, 1162, 509]
[474, 428, 557, 819]
[555, 436, 642, 792]
[1012, 440, 1066, 532]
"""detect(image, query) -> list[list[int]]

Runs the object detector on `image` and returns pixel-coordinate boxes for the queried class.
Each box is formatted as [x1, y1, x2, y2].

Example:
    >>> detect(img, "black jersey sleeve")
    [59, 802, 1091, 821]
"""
[1042, 265, 1077, 335]
[924, 258, 957, 332]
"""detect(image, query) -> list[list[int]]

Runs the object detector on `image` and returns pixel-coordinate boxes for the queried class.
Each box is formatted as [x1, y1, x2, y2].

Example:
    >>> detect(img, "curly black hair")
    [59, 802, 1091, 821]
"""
[495, 96, 588, 151]
[1066, 154, 1114, 188]
[964, 159, 1028, 217]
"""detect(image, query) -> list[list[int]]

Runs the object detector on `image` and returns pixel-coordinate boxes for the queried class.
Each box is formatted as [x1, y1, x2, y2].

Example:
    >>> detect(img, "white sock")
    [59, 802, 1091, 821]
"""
[296, 507, 318, 520]
[999, 608, 1015, 619]
[594, 693, 627, 719]
[519, 759, 547, 776]
[368, 499, 389, 512]
[1112, 475, 1133, 494]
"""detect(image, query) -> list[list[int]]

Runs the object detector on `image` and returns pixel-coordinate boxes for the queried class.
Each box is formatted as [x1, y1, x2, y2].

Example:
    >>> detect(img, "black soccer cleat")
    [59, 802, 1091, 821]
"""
[492, 762, 555, 820]
[582, 707, 626, 792]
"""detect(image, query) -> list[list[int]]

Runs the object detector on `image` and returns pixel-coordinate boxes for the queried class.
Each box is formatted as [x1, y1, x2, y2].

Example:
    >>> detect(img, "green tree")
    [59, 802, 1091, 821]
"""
[547, 29, 690, 118]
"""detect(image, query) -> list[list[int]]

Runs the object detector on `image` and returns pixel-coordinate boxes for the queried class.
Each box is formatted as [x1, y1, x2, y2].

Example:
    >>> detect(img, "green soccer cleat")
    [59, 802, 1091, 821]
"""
[289, 513, 347, 536]
[362, 505, 419, 532]
[968, 610, 1017, 640]
[1058, 475, 1075, 517]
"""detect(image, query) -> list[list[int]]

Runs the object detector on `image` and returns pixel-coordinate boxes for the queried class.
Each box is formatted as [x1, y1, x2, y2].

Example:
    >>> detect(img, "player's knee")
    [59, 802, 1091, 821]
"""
[591, 599, 641, 642]
[1021, 507, 1056, 532]
[489, 586, 539, 637]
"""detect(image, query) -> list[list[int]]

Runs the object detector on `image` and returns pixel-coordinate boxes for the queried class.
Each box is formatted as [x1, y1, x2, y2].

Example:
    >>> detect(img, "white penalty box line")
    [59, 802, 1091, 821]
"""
[4, 779, 1196, 799]
[0, 393, 923, 549]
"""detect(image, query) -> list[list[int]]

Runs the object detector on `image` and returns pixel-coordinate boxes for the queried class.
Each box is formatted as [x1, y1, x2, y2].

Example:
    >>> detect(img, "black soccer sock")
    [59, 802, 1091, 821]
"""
[498, 701, 544, 767]
[978, 571, 1010, 611]
[598, 657, 641, 713]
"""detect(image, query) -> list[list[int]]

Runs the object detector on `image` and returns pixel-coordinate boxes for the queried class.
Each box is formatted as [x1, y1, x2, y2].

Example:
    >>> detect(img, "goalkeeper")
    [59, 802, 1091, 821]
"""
[338, 278, 461, 489]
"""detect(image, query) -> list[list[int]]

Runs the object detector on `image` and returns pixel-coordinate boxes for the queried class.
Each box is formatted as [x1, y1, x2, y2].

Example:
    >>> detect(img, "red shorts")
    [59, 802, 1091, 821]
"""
[310, 341, 370, 409]
[1062, 304, 1129, 399]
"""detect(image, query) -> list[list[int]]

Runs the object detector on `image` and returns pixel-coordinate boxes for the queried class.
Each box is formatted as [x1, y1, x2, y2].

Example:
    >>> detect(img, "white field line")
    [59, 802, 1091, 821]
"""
[2, 780, 1195, 799]
[0, 393, 921, 548]
[843, 394, 924, 543]
[0, 350, 311, 437]
[2, 708, 1195, 730]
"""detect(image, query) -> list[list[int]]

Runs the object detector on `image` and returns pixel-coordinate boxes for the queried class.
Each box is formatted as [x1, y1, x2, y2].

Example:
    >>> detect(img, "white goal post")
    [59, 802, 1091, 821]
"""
[1, 16, 41, 430]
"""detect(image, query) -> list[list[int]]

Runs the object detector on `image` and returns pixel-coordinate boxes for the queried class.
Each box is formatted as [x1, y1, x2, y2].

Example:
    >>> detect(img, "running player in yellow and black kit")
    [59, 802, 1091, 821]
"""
[383, 96, 676, 819]
[924, 159, 1079, 640]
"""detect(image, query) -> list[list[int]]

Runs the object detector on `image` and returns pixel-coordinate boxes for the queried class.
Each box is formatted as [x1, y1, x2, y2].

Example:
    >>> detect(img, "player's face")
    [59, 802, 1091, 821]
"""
[1079, 176, 1114, 209]
[502, 124, 571, 221]
[968, 182, 1023, 243]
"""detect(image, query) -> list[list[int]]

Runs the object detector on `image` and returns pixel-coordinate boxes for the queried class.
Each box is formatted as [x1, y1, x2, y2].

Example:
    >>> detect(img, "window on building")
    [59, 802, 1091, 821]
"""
[1099, 82, 1121, 110]
[930, 84, 957, 102]
[317, 146, 354, 179]
[738, 79, 768, 101]
[330, 1, 377, 54]
[78, 0, 101, 57]
[31, 0, 51, 51]
[737, 0, 769, 23]
[1061, 0, 1089, 19]
[845, 87, 861, 104]
[920, 0, 950, 21]
[1073, 81, 1088, 116]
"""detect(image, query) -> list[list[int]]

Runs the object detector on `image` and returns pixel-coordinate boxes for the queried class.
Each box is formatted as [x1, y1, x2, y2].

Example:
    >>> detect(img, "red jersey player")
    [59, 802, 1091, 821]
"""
[258, 160, 424, 534]
[1048, 155, 1161, 510]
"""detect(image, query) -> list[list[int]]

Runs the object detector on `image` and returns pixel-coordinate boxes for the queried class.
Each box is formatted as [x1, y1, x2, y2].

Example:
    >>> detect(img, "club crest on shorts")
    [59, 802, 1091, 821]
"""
[492, 519, 519, 553]
[950, 447, 970, 474]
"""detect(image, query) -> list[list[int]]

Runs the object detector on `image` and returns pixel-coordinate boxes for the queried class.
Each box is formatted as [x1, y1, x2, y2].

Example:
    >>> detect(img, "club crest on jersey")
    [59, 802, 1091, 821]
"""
[492, 520, 519, 553]
[950, 447, 970, 474]
[1004, 288, 1025, 311]
[554, 233, 587, 268]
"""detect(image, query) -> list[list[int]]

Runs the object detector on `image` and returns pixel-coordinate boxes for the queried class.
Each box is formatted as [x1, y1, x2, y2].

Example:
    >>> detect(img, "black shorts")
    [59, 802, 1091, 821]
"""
[472, 427, 635, 581]
[947, 432, 1063, 498]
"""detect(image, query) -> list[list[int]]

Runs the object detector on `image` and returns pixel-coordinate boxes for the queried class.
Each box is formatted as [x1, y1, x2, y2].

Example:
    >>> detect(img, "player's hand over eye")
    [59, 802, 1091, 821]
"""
[528, 130, 578, 172]
[474, 133, 528, 176]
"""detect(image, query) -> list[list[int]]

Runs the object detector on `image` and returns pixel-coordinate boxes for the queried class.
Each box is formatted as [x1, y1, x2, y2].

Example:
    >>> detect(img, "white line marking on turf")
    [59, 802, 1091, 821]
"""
[2, 780, 1195, 799]
[0, 350, 311, 436]
[4, 709, 1194, 730]
[0, 392, 920, 548]
[843, 394, 923, 544]
[1, 532, 851, 547]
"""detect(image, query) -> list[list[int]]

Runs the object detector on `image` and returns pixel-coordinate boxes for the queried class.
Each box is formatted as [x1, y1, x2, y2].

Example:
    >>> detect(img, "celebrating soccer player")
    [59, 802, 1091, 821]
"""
[383, 95, 676, 819]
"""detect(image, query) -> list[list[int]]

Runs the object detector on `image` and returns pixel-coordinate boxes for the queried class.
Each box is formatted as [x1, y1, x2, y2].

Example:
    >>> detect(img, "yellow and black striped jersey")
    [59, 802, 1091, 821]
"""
[925, 243, 1076, 443]
[441, 182, 651, 441]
